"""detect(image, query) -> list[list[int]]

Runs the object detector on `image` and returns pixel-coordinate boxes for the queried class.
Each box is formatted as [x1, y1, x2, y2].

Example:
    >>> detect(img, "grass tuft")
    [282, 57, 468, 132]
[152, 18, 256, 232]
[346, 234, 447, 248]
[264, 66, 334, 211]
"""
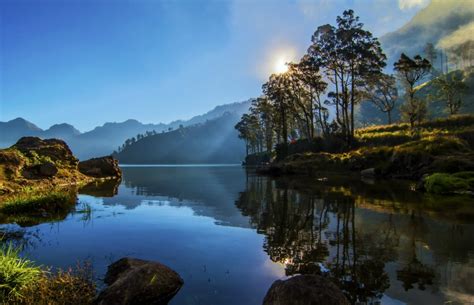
[0, 243, 42, 301]
[0, 244, 96, 305]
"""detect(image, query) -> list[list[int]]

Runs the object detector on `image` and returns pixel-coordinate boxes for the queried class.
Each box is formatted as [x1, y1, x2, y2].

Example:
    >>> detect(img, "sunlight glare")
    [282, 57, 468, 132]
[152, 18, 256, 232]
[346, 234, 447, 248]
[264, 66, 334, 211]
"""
[274, 56, 289, 74]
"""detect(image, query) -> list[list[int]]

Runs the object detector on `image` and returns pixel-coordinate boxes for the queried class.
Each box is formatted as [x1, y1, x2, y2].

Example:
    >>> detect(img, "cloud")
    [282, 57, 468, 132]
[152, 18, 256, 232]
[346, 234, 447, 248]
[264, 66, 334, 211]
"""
[398, 0, 429, 10]
[437, 21, 474, 49]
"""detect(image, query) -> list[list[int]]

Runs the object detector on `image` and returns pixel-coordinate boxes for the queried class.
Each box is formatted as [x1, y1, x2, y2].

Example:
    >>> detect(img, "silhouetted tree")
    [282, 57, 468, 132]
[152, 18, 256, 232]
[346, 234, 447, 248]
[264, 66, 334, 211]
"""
[308, 10, 386, 145]
[363, 73, 398, 124]
[394, 53, 431, 129]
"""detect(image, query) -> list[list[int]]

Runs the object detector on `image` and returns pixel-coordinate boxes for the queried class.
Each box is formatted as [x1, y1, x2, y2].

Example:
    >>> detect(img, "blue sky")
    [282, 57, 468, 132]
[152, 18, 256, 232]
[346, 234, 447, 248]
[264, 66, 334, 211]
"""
[1, 0, 427, 131]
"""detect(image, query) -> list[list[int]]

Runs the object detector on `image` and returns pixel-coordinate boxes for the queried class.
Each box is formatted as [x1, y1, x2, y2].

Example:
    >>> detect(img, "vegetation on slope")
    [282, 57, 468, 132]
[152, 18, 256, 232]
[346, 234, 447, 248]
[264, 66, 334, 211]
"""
[257, 115, 474, 186]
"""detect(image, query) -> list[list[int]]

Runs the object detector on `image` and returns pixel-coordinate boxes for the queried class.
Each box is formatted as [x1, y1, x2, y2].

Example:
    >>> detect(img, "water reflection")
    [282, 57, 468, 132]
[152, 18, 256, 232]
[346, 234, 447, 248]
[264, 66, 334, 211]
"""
[0, 166, 473, 305]
[236, 173, 474, 305]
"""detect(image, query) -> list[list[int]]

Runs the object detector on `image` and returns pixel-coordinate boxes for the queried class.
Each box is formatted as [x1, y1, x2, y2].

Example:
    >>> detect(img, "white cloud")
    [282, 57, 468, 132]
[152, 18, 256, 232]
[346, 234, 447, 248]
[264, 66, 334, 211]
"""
[398, 0, 430, 10]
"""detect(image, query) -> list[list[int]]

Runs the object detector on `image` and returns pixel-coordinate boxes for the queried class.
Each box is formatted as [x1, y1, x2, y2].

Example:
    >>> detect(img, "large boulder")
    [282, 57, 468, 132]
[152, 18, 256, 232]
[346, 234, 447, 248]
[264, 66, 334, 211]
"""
[22, 161, 58, 179]
[263, 275, 349, 305]
[95, 257, 183, 305]
[13, 137, 78, 167]
[78, 156, 121, 178]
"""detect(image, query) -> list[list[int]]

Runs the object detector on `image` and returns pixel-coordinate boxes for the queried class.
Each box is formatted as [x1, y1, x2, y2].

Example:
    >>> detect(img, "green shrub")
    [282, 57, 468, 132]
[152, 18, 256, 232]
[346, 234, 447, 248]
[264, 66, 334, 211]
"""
[424, 173, 472, 194]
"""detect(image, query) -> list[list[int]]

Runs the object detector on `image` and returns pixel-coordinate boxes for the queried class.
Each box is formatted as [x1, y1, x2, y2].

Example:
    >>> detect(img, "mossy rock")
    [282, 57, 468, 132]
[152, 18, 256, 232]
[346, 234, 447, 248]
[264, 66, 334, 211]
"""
[424, 172, 474, 195]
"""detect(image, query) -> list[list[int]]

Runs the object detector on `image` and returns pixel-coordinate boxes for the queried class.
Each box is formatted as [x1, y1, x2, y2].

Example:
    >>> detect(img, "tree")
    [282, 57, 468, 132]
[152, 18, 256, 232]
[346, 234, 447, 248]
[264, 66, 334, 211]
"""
[308, 10, 386, 145]
[290, 55, 328, 137]
[263, 73, 293, 145]
[394, 53, 431, 128]
[432, 73, 468, 115]
[363, 73, 398, 124]
[252, 97, 275, 152]
[235, 114, 252, 156]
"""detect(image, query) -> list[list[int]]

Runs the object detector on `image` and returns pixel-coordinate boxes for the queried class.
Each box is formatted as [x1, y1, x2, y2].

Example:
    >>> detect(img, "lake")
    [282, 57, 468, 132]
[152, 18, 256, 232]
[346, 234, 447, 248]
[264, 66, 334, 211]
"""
[1, 165, 473, 305]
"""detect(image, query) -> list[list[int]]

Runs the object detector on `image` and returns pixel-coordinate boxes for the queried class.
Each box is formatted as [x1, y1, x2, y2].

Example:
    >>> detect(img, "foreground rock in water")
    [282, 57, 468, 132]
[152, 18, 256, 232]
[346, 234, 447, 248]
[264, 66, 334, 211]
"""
[96, 257, 183, 305]
[79, 156, 122, 178]
[263, 275, 349, 305]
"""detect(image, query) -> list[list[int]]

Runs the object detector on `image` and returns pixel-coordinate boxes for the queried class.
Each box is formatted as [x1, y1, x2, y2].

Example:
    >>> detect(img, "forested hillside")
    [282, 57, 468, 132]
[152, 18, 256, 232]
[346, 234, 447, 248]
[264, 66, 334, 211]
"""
[114, 113, 245, 164]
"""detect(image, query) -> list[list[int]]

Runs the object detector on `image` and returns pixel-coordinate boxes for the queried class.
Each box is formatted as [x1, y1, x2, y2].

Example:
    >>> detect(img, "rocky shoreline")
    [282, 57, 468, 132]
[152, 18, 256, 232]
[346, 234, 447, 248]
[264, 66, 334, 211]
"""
[0, 137, 122, 199]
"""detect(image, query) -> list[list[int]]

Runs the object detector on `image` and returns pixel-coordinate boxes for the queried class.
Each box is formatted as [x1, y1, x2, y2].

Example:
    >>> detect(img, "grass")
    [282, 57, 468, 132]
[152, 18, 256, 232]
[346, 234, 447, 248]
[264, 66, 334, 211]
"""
[0, 244, 96, 305]
[0, 191, 75, 215]
[0, 243, 42, 301]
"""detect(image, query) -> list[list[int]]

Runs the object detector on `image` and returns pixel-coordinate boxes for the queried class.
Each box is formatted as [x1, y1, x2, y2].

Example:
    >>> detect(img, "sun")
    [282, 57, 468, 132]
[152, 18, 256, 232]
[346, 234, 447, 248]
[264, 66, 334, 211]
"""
[273, 57, 289, 74]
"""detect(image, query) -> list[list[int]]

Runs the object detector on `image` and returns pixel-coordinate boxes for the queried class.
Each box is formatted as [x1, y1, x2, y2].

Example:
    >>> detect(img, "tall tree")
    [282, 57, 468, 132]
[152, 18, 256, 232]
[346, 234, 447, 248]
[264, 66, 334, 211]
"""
[308, 10, 386, 145]
[263, 73, 293, 146]
[363, 73, 398, 124]
[252, 97, 275, 152]
[394, 53, 431, 128]
[293, 55, 328, 137]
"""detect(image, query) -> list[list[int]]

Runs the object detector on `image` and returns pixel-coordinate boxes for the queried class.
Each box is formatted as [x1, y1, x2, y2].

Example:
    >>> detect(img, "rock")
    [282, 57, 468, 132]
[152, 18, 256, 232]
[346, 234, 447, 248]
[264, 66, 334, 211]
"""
[38, 162, 58, 177]
[416, 174, 429, 191]
[361, 167, 376, 178]
[22, 162, 58, 179]
[263, 275, 349, 305]
[13, 137, 78, 167]
[95, 257, 183, 305]
[78, 156, 121, 178]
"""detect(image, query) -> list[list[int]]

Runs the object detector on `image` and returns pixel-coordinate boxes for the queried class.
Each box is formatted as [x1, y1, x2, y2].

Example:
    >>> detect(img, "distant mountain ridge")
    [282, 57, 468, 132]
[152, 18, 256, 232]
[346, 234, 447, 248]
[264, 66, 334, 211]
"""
[0, 100, 251, 160]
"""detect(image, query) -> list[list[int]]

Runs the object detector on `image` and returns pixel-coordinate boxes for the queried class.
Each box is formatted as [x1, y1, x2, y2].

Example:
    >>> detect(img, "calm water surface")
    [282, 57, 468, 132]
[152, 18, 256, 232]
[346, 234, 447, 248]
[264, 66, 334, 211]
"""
[1, 166, 474, 305]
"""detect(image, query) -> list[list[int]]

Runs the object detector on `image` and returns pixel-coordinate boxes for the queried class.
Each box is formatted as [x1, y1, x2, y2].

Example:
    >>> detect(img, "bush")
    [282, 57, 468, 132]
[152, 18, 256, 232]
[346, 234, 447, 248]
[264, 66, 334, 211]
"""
[424, 172, 474, 194]
[245, 152, 272, 166]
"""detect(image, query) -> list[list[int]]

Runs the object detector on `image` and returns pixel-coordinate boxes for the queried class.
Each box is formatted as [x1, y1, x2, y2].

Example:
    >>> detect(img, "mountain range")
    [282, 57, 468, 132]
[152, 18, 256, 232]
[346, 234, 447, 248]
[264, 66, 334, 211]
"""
[0, 100, 251, 160]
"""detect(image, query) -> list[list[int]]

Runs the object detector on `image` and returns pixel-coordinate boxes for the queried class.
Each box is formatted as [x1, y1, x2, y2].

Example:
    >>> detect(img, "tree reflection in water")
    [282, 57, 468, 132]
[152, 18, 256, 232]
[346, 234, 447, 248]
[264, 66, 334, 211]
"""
[235, 172, 473, 304]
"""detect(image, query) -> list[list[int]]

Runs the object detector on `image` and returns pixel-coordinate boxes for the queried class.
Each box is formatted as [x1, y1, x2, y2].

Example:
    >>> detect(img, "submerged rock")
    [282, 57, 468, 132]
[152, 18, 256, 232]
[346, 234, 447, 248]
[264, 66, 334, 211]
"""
[263, 275, 349, 305]
[360, 167, 376, 178]
[95, 257, 183, 305]
[78, 156, 121, 178]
